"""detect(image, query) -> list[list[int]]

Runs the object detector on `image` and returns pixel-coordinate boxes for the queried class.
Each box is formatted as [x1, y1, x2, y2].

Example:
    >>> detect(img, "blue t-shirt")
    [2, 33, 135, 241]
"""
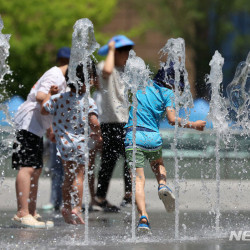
[125, 82, 175, 133]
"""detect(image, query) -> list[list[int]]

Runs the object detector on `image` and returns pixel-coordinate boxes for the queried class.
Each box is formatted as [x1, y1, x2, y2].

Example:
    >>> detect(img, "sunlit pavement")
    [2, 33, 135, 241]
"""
[1, 178, 250, 249]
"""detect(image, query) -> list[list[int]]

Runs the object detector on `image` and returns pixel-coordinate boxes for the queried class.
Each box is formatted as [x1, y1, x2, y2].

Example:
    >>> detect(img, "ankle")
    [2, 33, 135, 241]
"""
[139, 214, 149, 224]
[17, 210, 29, 218]
[95, 196, 105, 203]
[158, 183, 166, 187]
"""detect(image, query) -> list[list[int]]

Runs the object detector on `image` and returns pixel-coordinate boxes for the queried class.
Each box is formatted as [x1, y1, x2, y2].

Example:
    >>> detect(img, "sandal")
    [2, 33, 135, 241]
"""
[12, 214, 46, 229]
[34, 214, 54, 228]
[137, 215, 151, 233]
[158, 184, 175, 213]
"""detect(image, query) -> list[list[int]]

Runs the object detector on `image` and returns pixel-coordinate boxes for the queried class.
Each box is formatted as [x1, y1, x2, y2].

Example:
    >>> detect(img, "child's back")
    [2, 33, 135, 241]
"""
[45, 91, 98, 162]
[125, 82, 175, 132]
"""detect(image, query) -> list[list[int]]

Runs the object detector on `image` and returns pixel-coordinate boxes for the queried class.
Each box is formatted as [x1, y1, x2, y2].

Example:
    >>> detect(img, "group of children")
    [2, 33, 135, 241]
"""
[12, 35, 206, 232]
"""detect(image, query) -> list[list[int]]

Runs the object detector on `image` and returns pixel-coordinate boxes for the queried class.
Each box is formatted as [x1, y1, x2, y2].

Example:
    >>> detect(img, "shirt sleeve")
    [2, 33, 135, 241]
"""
[37, 69, 60, 94]
[43, 95, 58, 115]
[88, 98, 98, 116]
[165, 89, 176, 109]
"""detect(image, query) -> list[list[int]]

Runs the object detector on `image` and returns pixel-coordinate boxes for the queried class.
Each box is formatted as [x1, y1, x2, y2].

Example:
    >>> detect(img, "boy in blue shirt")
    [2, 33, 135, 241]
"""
[124, 62, 206, 232]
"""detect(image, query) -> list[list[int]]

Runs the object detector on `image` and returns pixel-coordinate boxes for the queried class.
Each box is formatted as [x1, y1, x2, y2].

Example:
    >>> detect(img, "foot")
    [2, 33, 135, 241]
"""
[92, 197, 120, 213]
[137, 215, 151, 233]
[120, 196, 132, 208]
[61, 208, 77, 225]
[12, 214, 46, 229]
[33, 214, 54, 228]
[42, 203, 54, 211]
[158, 184, 175, 213]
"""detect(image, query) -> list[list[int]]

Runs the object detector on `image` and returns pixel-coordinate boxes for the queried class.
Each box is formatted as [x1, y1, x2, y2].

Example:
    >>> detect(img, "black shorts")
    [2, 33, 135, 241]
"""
[12, 130, 43, 170]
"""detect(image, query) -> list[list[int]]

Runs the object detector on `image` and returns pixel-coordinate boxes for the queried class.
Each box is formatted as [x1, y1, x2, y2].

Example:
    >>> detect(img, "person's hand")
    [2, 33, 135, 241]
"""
[192, 120, 206, 131]
[48, 132, 56, 143]
[90, 132, 102, 143]
[49, 85, 59, 95]
[108, 40, 116, 51]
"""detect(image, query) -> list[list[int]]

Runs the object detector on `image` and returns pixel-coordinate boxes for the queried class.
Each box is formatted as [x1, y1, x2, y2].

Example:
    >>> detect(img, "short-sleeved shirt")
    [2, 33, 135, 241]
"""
[14, 66, 66, 137]
[97, 61, 128, 123]
[125, 82, 175, 133]
[43, 91, 98, 163]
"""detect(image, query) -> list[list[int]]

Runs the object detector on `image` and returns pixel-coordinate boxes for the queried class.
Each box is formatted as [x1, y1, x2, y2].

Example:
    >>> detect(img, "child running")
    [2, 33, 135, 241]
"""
[41, 62, 102, 224]
[124, 61, 206, 233]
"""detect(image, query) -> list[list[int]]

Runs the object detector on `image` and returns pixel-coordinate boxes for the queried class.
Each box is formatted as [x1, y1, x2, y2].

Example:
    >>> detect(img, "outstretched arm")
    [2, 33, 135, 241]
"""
[166, 108, 206, 131]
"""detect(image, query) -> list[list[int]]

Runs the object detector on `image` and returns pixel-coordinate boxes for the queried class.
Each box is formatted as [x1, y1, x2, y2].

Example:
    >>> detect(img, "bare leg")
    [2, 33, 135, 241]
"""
[135, 168, 148, 223]
[71, 163, 85, 224]
[88, 148, 96, 204]
[62, 160, 84, 224]
[29, 168, 42, 216]
[150, 157, 166, 185]
[16, 167, 36, 218]
[150, 157, 175, 212]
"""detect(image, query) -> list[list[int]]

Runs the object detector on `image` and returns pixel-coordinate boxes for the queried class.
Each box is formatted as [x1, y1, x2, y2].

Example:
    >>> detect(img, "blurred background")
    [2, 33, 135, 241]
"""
[0, 0, 249, 179]
[0, 0, 249, 101]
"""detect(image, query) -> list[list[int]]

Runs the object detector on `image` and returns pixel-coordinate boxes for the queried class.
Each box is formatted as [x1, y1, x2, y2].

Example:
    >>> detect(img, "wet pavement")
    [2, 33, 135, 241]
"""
[1, 209, 250, 250]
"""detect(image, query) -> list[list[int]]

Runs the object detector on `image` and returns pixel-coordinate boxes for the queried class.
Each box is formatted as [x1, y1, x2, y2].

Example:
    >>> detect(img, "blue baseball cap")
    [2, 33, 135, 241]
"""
[57, 47, 71, 59]
[98, 35, 134, 56]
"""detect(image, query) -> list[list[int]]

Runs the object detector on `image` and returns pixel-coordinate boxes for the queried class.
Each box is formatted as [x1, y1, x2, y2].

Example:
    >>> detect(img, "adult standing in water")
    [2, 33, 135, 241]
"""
[93, 35, 134, 211]
[11, 47, 70, 228]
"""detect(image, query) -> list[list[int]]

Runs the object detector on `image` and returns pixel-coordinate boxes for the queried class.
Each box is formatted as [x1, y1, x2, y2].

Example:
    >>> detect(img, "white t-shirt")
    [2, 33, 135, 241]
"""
[14, 66, 67, 137]
[97, 61, 129, 123]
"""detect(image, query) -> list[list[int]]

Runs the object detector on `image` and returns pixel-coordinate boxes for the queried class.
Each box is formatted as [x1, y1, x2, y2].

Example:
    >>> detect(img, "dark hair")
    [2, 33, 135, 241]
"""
[153, 60, 185, 92]
[116, 45, 133, 53]
[65, 59, 97, 90]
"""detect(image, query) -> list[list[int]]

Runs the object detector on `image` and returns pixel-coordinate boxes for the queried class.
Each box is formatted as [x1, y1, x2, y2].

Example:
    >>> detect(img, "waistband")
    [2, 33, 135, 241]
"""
[126, 126, 155, 133]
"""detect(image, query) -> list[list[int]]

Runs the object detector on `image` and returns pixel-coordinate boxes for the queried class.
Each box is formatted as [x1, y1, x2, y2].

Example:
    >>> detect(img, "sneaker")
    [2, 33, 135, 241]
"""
[12, 214, 46, 229]
[33, 214, 54, 228]
[42, 203, 54, 211]
[81, 203, 95, 213]
[120, 197, 132, 208]
[158, 184, 175, 213]
[92, 198, 120, 213]
[137, 215, 151, 233]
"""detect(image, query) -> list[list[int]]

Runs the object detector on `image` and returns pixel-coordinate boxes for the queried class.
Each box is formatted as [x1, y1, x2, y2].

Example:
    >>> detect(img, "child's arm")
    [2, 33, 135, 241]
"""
[166, 108, 206, 131]
[102, 40, 116, 79]
[41, 85, 59, 115]
[46, 126, 56, 143]
[88, 113, 102, 143]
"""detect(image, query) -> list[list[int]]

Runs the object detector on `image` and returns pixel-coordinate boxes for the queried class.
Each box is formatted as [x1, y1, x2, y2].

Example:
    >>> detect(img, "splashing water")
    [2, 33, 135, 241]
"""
[159, 38, 193, 119]
[159, 38, 194, 239]
[68, 18, 99, 244]
[0, 16, 11, 89]
[68, 18, 99, 88]
[123, 50, 151, 240]
[0, 16, 12, 126]
[0, 16, 12, 187]
[207, 51, 228, 133]
[226, 51, 250, 134]
[206, 50, 225, 234]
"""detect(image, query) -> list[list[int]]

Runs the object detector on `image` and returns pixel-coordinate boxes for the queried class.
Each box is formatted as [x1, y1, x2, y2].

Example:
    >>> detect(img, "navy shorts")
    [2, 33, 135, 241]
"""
[12, 130, 43, 170]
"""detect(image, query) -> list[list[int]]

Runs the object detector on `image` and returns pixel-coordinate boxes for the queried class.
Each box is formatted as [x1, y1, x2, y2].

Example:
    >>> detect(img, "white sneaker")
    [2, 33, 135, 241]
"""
[158, 184, 175, 213]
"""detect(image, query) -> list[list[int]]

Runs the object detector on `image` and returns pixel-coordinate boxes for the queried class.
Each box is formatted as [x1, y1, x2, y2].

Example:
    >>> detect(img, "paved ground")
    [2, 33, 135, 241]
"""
[1, 178, 250, 211]
[1, 178, 250, 249]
